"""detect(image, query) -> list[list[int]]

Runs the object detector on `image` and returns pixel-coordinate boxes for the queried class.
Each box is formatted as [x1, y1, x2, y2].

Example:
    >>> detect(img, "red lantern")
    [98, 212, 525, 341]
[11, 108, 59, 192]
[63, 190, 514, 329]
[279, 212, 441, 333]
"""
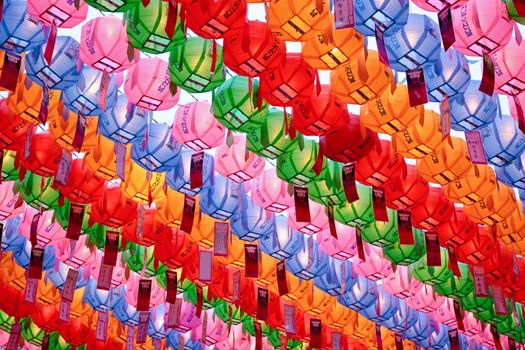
[59, 316, 94, 347]
[90, 186, 138, 228]
[184, 0, 247, 39]
[481, 244, 514, 287]
[457, 225, 497, 265]
[122, 206, 170, 246]
[0, 99, 32, 151]
[222, 20, 285, 77]
[384, 164, 429, 210]
[435, 207, 478, 248]
[20, 132, 62, 177]
[355, 139, 406, 188]
[410, 187, 454, 230]
[58, 158, 105, 204]
[259, 53, 315, 107]
[154, 228, 199, 269]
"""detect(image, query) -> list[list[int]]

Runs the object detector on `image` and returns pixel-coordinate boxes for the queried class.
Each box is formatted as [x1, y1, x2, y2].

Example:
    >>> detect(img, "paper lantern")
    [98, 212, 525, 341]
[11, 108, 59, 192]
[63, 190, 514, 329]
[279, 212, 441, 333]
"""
[435, 207, 478, 248]
[98, 93, 150, 144]
[231, 195, 275, 242]
[184, 0, 247, 39]
[354, 0, 409, 36]
[353, 243, 393, 281]
[166, 148, 214, 196]
[361, 287, 400, 323]
[212, 76, 269, 132]
[424, 49, 470, 102]
[84, 0, 138, 12]
[384, 14, 441, 71]
[80, 16, 138, 73]
[411, 0, 466, 11]
[47, 106, 99, 152]
[410, 187, 453, 230]
[20, 172, 60, 210]
[337, 275, 377, 311]
[393, 109, 443, 159]
[356, 139, 406, 188]
[222, 20, 285, 77]
[451, 0, 513, 56]
[434, 261, 473, 300]
[0, 99, 32, 150]
[20, 132, 61, 177]
[199, 174, 243, 220]
[25, 36, 83, 90]
[319, 116, 377, 164]
[288, 199, 328, 235]
[156, 187, 197, 229]
[58, 158, 105, 204]
[333, 183, 374, 227]
[481, 113, 525, 167]
[124, 208, 170, 246]
[126, 0, 183, 54]
[308, 160, 346, 206]
[301, 25, 364, 70]
[1, 151, 18, 181]
[449, 80, 499, 131]
[497, 202, 525, 248]
[463, 183, 518, 225]
[252, 169, 293, 213]
[124, 58, 180, 111]
[384, 164, 429, 210]
[458, 227, 498, 266]
[330, 51, 392, 104]
[0, 181, 23, 221]
[246, 109, 297, 160]
[14, 241, 56, 271]
[259, 215, 303, 259]
[383, 228, 426, 266]
[316, 222, 357, 260]
[83, 135, 121, 180]
[276, 139, 326, 186]
[443, 164, 497, 206]
[53, 199, 100, 236]
[120, 161, 166, 204]
[27, 0, 88, 28]
[214, 134, 265, 183]
[286, 237, 329, 280]
[412, 248, 452, 285]
[154, 229, 198, 269]
[169, 37, 226, 93]
[382, 300, 418, 333]
[292, 84, 349, 136]
[90, 185, 137, 228]
[361, 208, 399, 246]
[492, 38, 525, 97]
[0, 0, 46, 54]
[131, 123, 182, 172]
[416, 136, 472, 185]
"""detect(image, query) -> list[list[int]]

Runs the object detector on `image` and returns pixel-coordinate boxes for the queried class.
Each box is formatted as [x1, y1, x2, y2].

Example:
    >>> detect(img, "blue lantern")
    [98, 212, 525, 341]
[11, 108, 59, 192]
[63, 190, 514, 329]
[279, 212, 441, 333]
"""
[354, 0, 409, 36]
[314, 258, 354, 296]
[259, 215, 303, 260]
[231, 195, 275, 242]
[84, 278, 113, 311]
[13, 240, 55, 271]
[337, 274, 377, 311]
[46, 261, 89, 290]
[383, 14, 441, 71]
[166, 148, 214, 196]
[495, 153, 525, 189]
[131, 123, 182, 172]
[416, 322, 450, 350]
[112, 294, 139, 326]
[286, 236, 329, 280]
[0, 0, 46, 54]
[449, 80, 499, 131]
[199, 174, 243, 221]
[424, 49, 470, 102]
[63, 66, 118, 116]
[402, 313, 428, 342]
[166, 330, 201, 350]
[380, 300, 418, 333]
[480, 114, 525, 167]
[149, 305, 167, 339]
[360, 285, 399, 322]
[25, 35, 83, 90]
[99, 93, 150, 144]
[1, 216, 25, 252]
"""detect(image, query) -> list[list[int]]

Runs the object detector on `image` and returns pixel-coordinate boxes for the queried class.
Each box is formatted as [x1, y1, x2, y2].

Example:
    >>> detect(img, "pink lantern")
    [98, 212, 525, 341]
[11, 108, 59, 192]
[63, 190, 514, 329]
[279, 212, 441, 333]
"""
[171, 300, 202, 333]
[124, 58, 180, 111]
[463, 311, 483, 337]
[352, 243, 394, 281]
[252, 169, 293, 213]
[172, 101, 226, 151]
[192, 309, 228, 346]
[90, 255, 127, 290]
[214, 134, 265, 183]
[381, 265, 414, 299]
[216, 324, 252, 350]
[316, 222, 357, 260]
[288, 199, 328, 235]
[0, 181, 24, 220]
[411, 0, 466, 12]
[451, 0, 513, 56]
[56, 235, 98, 269]
[19, 206, 66, 246]
[406, 281, 444, 313]
[27, 0, 88, 28]
[80, 16, 139, 73]
[431, 298, 457, 328]
[125, 273, 165, 309]
[492, 39, 525, 96]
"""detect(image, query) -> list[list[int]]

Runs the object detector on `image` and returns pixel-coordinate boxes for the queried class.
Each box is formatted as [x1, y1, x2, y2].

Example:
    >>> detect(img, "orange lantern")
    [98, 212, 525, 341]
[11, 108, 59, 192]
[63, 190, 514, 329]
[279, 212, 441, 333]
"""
[47, 104, 99, 152]
[410, 187, 453, 230]
[156, 187, 199, 230]
[90, 186, 138, 228]
[497, 202, 525, 249]
[384, 164, 429, 210]
[21, 132, 62, 177]
[355, 139, 405, 188]
[297, 288, 334, 318]
[360, 84, 422, 135]
[0, 98, 32, 151]
[120, 161, 166, 205]
[392, 109, 443, 159]
[84, 136, 121, 181]
[443, 164, 497, 205]
[416, 136, 472, 185]
[463, 183, 518, 225]
[189, 213, 220, 249]
[330, 51, 392, 104]
[59, 158, 105, 204]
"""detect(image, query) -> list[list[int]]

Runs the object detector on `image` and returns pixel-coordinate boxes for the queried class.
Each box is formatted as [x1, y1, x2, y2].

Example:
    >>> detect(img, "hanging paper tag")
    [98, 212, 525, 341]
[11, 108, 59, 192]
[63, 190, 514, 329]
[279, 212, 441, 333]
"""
[372, 187, 389, 222]
[137, 279, 152, 311]
[72, 114, 87, 152]
[334, 0, 354, 29]
[24, 126, 33, 160]
[439, 96, 451, 140]
[509, 338, 517, 350]
[293, 186, 311, 223]
[255, 321, 262, 350]
[276, 260, 288, 296]
[395, 333, 403, 350]
[465, 131, 488, 164]
[59, 300, 71, 323]
[490, 325, 503, 350]
[448, 246, 461, 277]
[137, 312, 149, 344]
[43, 22, 57, 65]
[198, 250, 213, 283]
[397, 210, 414, 244]
[190, 152, 204, 189]
[166, 270, 178, 304]
[65, 204, 84, 240]
[5, 323, 21, 350]
[98, 70, 111, 112]
[24, 278, 38, 303]
[438, 6, 455, 51]
[213, 222, 229, 256]
[42, 332, 50, 350]
[61, 268, 78, 302]
[180, 195, 196, 234]
[280, 333, 288, 350]
[126, 326, 135, 350]
[406, 68, 428, 107]
[257, 287, 269, 321]
[310, 319, 322, 349]
[473, 265, 489, 298]
[342, 163, 359, 203]
[201, 312, 208, 342]
[425, 232, 441, 266]
[103, 231, 119, 266]
[453, 300, 464, 331]
[136, 204, 145, 240]
[0, 52, 22, 91]
[115, 142, 126, 181]
[448, 329, 460, 350]
[232, 269, 241, 305]
[196, 285, 203, 318]
[30, 212, 40, 247]
[28, 246, 44, 279]
[375, 26, 389, 67]
[375, 324, 383, 350]
[356, 227, 365, 260]
[244, 244, 259, 278]
[327, 205, 338, 238]
[167, 298, 182, 328]
[332, 332, 342, 350]
[38, 85, 50, 124]
[97, 264, 113, 291]
[284, 304, 296, 334]
[96, 311, 109, 341]
[479, 54, 495, 96]
[492, 285, 508, 315]
[55, 149, 72, 186]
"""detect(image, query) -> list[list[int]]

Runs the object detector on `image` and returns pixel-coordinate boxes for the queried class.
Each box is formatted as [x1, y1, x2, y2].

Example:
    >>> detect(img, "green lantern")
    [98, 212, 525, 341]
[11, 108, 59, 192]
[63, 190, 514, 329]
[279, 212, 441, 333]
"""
[53, 201, 101, 236]
[476, 303, 510, 326]
[383, 228, 426, 265]
[497, 303, 524, 337]
[212, 76, 269, 132]
[460, 291, 493, 314]
[49, 332, 72, 350]
[181, 282, 215, 310]
[412, 247, 453, 286]
[433, 262, 473, 300]
[85, 0, 139, 12]
[308, 160, 346, 206]
[504, 0, 525, 24]
[21, 317, 44, 346]
[0, 310, 15, 333]
[2, 151, 19, 181]
[276, 139, 326, 186]
[213, 300, 250, 325]
[246, 108, 297, 159]
[127, 0, 184, 54]
[20, 172, 60, 210]
[169, 37, 225, 93]
[124, 243, 166, 277]
[333, 183, 374, 227]
[361, 208, 398, 247]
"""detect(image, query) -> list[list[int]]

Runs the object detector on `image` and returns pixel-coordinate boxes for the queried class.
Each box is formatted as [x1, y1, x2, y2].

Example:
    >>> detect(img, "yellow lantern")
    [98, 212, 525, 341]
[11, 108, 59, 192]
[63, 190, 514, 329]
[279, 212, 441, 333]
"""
[120, 161, 166, 204]
[443, 164, 497, 205]
[463, 183, 518, 225]
[84, 135, 123, 181]
[393, 109, 443, 159]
